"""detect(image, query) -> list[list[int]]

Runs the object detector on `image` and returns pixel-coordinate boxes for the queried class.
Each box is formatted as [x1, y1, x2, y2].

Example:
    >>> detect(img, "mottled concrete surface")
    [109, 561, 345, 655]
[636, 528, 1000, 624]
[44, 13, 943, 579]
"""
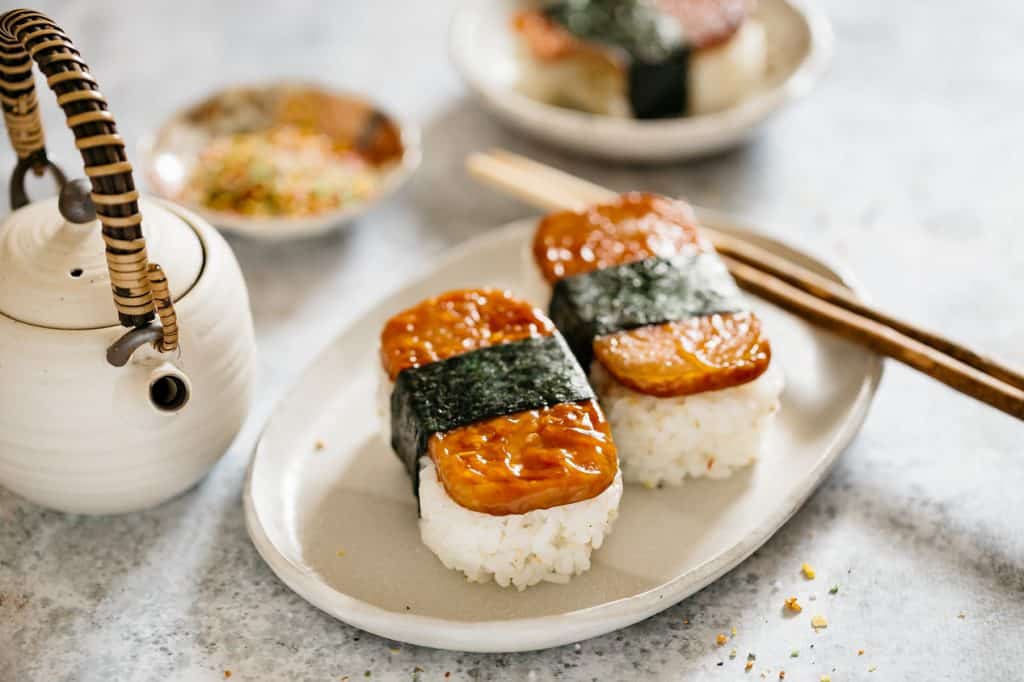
[1, 1, 1023, 680]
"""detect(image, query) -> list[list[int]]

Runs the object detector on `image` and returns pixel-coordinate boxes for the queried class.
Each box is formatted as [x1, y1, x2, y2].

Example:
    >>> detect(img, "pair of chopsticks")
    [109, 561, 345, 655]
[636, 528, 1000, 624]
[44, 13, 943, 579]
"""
[466, 149, 1024, 422]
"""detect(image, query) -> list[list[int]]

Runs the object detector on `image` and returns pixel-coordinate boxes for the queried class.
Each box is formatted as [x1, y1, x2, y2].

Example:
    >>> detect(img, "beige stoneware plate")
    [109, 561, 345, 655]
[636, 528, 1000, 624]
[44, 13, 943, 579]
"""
[449, 0, 833, 162]
[244, 213, 882, 652]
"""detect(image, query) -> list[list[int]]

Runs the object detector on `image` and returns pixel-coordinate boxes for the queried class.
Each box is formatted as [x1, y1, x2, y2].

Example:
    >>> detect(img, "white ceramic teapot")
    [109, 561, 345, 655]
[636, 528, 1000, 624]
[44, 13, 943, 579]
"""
[0, 9, 256, 514]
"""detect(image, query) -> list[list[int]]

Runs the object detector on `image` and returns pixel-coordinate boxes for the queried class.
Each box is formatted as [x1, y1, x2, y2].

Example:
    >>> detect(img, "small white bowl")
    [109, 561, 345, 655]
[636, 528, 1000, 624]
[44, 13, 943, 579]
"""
[140, 82, 421, 241]
[449, 0, 833, 162]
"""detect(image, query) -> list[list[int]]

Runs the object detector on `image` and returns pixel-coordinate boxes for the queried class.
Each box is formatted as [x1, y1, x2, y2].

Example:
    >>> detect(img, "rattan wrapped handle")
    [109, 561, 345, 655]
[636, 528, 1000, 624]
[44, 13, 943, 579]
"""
[0, 8, 177, 352]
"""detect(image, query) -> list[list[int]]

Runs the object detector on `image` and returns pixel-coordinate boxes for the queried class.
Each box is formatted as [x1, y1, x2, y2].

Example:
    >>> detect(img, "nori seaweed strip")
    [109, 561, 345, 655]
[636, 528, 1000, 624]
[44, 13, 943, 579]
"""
[391, 334, 595, 494]
[549, 253, 745, 368]
[628, 49, 689, 119]
[543, 0, 691, 117]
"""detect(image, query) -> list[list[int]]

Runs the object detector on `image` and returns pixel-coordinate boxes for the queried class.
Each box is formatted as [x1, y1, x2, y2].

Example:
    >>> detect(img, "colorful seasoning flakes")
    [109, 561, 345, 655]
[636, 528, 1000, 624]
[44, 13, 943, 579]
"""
[188, 124, 380, 217]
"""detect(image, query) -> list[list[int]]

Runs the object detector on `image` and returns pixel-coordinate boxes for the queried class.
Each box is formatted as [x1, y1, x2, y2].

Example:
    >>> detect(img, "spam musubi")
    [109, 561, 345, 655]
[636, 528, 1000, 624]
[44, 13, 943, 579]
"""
[512, 0, 767, 118]
[379, 288, 622, 589]
[528, 192, 783, 487]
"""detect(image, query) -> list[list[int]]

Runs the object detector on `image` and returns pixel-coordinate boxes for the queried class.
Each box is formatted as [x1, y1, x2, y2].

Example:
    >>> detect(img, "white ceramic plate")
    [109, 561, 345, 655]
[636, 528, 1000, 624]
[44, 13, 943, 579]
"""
[244, 213, 882, 652]
[449, 0, 833, 162]
[139, 82, 421, 241]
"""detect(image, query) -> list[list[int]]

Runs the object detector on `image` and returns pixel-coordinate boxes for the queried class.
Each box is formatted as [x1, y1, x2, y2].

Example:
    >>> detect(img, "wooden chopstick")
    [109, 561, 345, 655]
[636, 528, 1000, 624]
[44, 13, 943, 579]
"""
[707, 231, 1024, 392]
[722, 255, 1024, 419]
[466, 149, 1024, 421]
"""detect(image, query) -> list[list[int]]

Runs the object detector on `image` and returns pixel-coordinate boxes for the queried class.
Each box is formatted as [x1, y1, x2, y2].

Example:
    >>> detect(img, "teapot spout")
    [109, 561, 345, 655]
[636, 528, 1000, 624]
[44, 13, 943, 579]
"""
[149, 362, 191, 413]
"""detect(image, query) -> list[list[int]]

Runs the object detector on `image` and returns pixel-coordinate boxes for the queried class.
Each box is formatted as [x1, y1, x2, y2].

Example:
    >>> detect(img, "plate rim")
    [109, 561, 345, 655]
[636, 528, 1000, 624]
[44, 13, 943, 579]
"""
[448, 0, 835, 160]
[243, 213, 883, 652]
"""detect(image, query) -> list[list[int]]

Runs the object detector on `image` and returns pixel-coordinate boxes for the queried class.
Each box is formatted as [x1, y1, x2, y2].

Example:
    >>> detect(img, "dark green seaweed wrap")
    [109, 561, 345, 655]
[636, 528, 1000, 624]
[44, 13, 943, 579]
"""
[549, 253, 745, 368]
[542, 0, 691, 118]
[390, 333, 595, 494]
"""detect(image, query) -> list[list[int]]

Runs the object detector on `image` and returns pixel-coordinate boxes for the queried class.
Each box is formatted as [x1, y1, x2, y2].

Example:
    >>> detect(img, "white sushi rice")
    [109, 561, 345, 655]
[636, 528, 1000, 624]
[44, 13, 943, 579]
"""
[419, 457, 623, 590]
[516, 42, 632, 118]
[689, 19, 767, 115]
[591, 360, 784, 487]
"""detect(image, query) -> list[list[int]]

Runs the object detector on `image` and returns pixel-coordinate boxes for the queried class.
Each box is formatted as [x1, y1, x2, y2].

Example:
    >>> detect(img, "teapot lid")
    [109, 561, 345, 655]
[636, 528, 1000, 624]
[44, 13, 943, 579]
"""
[0, 196, 203, 330]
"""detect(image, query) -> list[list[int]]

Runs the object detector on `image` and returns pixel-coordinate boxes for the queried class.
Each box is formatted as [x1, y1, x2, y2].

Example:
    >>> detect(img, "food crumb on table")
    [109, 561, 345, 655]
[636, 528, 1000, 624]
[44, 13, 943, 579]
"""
[790, 649, 799, 658]
[336, 549, 346, 557]
[314, 439, 326, 451]
[784, 596, 802, 613]
[729, 649, 738, 659]
[811, 614, 828, 629]
[858, 649, 865, 656]
[821, 676, 831, 682]
[829, 584, 840, 594]
[801, 562, 816, 579]
[223, 672, 231, 679]
[716, 633, 728, 646]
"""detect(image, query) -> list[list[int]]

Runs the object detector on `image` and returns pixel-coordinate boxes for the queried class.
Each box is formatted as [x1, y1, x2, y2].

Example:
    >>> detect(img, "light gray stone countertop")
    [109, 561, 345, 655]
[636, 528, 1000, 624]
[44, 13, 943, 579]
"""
[1, 1, 1022, 680]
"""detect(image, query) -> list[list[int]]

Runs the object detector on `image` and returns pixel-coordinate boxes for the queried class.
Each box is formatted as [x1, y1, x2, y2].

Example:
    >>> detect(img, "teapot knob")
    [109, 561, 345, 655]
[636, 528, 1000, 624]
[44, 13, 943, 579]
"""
[58, 178, 97, 224]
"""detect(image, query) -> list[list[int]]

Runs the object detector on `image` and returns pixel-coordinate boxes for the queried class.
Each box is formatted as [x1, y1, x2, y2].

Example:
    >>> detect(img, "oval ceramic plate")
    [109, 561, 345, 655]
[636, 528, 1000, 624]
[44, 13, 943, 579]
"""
[449, 0, 833, 162]
[244, 213, 882, 652]
[139, 82, 421, 241]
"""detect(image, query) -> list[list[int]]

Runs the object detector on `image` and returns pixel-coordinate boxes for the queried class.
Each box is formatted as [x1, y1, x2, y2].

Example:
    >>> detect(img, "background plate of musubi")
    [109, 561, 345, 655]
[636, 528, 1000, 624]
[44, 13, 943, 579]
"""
[449, 0, 833, 162]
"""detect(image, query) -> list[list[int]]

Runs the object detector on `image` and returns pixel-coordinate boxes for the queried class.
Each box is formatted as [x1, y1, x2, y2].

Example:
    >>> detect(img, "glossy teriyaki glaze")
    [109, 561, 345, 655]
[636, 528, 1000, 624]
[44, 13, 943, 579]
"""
[593, 312, 770, 396]
[532, 192, 706, 283]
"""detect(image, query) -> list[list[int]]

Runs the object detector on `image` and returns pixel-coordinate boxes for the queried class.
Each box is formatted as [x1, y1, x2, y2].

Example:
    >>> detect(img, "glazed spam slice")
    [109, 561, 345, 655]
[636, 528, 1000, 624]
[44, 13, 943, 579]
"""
[379, 288, 618, 515]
